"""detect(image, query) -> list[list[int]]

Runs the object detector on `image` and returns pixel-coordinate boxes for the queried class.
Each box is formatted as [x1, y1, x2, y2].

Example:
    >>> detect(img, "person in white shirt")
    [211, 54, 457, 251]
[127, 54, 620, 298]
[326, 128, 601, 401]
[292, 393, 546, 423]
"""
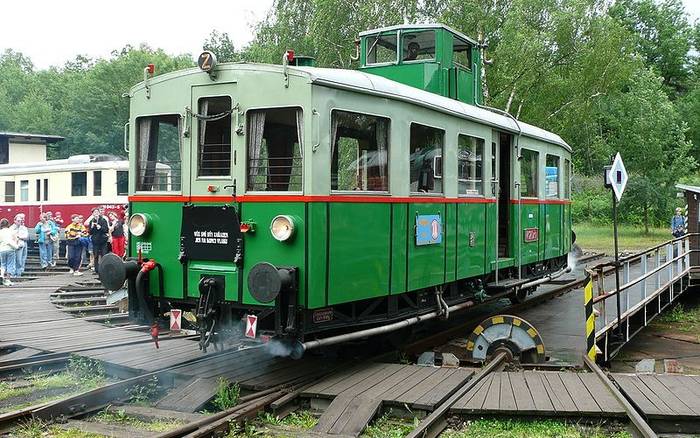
[0, 218, 19, 286]
[9, 214, 28, 277]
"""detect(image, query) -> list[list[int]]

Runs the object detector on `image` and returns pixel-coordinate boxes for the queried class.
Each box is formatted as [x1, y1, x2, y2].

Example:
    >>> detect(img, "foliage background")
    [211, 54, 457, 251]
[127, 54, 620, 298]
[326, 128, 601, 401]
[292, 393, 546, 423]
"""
[1, 0, 698, 230]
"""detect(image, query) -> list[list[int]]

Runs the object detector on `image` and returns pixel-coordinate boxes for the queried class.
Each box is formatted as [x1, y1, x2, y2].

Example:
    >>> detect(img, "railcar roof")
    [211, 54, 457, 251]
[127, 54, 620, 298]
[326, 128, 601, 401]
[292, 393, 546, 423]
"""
[0, 155, 130, 176]
[358, 23, 479, 46]
[132, 63, 571, 151]
[0, 131, 64, 143]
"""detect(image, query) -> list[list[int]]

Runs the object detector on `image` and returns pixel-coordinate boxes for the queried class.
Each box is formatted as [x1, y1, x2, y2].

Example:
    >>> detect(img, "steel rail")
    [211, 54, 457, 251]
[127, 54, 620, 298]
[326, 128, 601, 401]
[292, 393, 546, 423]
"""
[583, 356, 656, 438]
[406, 352, 507, 438]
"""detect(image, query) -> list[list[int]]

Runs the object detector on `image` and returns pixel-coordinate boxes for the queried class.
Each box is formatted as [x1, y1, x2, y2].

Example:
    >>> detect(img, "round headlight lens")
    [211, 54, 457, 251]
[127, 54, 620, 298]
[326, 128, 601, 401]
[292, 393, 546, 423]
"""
[128, 213, 149, 237]
[270, 215, 295, 241]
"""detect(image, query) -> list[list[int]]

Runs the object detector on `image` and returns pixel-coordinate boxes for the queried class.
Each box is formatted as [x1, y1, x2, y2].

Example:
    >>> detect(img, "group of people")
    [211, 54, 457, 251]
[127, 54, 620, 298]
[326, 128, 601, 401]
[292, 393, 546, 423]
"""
[0, 207, 126, 286]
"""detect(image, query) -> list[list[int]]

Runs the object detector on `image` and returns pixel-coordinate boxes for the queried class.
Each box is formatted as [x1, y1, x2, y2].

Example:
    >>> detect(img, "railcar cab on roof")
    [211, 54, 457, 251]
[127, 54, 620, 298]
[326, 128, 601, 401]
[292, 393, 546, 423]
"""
[359, 24, 482, 105]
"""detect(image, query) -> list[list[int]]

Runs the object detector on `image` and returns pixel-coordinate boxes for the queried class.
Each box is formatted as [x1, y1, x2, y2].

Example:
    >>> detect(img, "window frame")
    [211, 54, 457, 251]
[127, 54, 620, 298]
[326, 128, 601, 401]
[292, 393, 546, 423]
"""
[329, 107, 391, 195]
[519, 148, 539, 199]
[365, 31, 399, 66]
[453, 37, 473, 71]
[545, 154, 560, 199]
[457, 133, 486, 197]
[116, 170, 129, 196]
[409, 121, 446, 196]
[134, 113, 183, 195]
[93, 171, 102, 196]
[244, 105, 304, 194]
[563, 158, 572, 200]
[195, 95, 233, 180]
[71, 171, 88, 197]
[35, 179, 41, 202]
[4, 181, 15, 203]
[19, 180, 28, 202]
[400, 30, 437, 65]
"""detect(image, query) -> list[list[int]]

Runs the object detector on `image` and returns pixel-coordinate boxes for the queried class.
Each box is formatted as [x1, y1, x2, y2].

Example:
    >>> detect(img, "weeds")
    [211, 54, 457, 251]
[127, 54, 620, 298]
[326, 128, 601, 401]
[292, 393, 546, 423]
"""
[213, 377, 240, 411]
[93, 409, 184, 432]
[362, 412, 418, 438]
[442, 419, 631, 438]
[67, 355, 105, 385]
[0, 381, 32, 401]
[127, 375, 159, 404]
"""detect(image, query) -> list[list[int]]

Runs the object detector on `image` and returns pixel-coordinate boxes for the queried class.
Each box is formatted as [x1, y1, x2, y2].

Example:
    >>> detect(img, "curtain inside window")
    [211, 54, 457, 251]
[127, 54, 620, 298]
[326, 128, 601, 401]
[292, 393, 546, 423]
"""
[199, 99, 209, 146]
[295, 109, 303, 159]
[247, 111, 266, 181]
[375, 119, 388, 185]
[138, 118, 159, 191]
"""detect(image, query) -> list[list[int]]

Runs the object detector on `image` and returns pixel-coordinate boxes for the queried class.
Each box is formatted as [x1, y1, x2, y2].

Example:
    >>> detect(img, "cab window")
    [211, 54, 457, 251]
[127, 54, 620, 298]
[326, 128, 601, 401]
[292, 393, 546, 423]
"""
[545, 154, 560, 198]
[410, 123, 444, 194]
[136, 115, 181, 192]
[520, 149, 539, 198]
[246, 108, 302, 192]
[331, 110, 389, 192]
[402, 31, 436, 62]
[454, 38, 472, 69]
[197, 96, 231, 177]
[366, 33, 397, 64]
[458, 135, 484, 195]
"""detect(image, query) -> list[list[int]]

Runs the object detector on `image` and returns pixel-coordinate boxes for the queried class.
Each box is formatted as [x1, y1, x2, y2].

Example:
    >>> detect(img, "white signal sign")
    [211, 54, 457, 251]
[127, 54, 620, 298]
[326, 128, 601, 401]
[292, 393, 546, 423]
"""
[245, 314, 258, 339]
[170, 309, 182, 331]
[607, 153, 628, 201]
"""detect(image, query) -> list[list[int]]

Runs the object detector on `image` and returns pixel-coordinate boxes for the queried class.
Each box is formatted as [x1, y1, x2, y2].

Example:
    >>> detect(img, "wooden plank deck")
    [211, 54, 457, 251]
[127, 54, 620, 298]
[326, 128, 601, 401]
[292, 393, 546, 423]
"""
[612, 373, 700, 419]
[451, 371, 627, 417]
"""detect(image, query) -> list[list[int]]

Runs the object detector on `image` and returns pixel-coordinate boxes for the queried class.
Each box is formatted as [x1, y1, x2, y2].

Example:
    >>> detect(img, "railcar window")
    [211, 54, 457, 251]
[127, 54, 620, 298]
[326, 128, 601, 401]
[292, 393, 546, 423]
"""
[564, 159, 571, 199]
[4, 181, 14, 202]
[246, 108, 302, 192]
[520, 149, 539, 198]
[458, 135, 484, 195]
[402, 31, 435, 62]
[331, 111, 389, 192]
[491, 142, 497, 182]
[117, 171, 128, 195]
[0, 137, 8, 165]
[136, 115, 181, 192]
[197, 96, 232, 177]
[93, 171, 102, 196]
[545, 155, 559, 198]
[43, 179, 48, 201]
[71, 172, 87, 197]
[366, 33, 397, 64]
[410, 124, 444, 194]
[20, 180, 28, 202]
[454, 38, 472, 69]
[35, 179, 40, 202]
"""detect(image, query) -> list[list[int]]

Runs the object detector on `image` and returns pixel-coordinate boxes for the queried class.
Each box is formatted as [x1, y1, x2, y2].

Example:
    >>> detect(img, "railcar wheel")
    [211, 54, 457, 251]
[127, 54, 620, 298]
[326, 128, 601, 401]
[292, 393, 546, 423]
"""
[509, 286, 536, 304]
[466, 315, 546, 364]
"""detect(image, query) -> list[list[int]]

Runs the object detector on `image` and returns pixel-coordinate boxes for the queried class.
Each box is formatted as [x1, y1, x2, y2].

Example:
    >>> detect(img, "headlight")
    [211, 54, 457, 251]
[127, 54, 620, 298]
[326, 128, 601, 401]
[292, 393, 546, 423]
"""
[270, 215, 295, 241]
[128, 213, 149, 237]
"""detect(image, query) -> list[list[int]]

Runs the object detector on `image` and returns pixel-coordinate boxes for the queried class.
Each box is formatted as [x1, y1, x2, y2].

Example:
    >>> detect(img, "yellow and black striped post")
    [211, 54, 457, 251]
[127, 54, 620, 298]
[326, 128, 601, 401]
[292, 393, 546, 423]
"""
[584, 276, 596, 361]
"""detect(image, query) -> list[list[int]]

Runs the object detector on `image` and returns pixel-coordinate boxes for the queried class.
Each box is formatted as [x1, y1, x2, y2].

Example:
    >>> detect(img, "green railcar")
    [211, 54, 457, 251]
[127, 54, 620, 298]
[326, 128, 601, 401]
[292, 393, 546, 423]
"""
[100, 24, 573, 353]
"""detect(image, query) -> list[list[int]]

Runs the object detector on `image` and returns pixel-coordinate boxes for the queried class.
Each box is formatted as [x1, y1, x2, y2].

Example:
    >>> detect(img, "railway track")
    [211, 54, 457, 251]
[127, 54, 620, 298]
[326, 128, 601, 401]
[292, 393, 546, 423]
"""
[1, 251, 634, 437]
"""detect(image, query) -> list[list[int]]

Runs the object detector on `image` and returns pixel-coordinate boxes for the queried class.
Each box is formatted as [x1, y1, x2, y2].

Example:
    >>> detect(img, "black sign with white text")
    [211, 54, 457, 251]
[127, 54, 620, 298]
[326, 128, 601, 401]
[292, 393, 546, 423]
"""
[180, 205, 242, 262]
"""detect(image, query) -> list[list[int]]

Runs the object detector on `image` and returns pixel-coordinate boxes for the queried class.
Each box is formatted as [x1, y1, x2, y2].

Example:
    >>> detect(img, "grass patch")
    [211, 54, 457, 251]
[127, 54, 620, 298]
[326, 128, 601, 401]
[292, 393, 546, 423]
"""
[362, 412, 419, 438]
[443, 419, 631, 438]
[574, 222, 669, 254]
[13, 418, 103, 438]
[0, 382, 32, 401]
[92, 409, 185, 432]
[655, 302, 700, 338]
[212, 377, 240, 411]
[257, 410, 318, 429]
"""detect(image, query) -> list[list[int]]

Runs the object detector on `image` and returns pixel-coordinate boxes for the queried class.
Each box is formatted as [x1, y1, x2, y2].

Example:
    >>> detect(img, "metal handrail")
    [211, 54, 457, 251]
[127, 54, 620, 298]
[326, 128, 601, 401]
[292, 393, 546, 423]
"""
[589, 233, 698, 270]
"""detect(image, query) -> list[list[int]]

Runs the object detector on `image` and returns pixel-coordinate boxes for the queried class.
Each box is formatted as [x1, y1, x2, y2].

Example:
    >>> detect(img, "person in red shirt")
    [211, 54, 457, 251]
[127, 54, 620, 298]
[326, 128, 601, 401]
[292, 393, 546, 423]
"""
[108, 212, 126, 258]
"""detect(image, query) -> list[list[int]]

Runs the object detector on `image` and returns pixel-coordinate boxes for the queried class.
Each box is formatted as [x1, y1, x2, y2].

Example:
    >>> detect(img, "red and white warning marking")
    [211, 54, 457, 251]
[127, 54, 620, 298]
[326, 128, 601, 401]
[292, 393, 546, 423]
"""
[170, 309, 182, 331]
[245, 314, 258, 339]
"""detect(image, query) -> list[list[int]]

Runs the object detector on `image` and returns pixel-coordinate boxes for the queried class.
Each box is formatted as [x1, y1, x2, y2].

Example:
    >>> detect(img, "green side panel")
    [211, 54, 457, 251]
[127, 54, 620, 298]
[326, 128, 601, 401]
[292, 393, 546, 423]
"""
[130, 202, 184, 299]
[390, 204, 408, 294]
[545, 204, 563, 259]
[456, 203, 487, 279]
[511, 203, 540, 265]
[563, 204, 572, 253]
[407, 203, 447, 291]
[307, 202, 327, 309]
[187, 262, 238, 301]
[361, 63, 442, 94]
[240, 202, 306, 306]
[444, 204, 457, 282]
[327, 203, 391, 305]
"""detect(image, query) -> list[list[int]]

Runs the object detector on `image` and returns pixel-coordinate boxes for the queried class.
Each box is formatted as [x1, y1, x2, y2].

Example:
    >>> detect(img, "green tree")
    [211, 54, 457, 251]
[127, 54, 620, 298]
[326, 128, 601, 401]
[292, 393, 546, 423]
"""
[203, 30, 240, 63]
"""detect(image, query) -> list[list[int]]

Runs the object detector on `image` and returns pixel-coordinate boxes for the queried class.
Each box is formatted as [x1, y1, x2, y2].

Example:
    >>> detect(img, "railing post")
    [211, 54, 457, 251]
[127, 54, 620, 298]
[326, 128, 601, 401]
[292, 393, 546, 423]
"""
[623, 261, 630, 312]
[641, 253, 647, 324]
[655, 249, 661, 290]
[676, 241, 682, 275]
[667, 244, 674, 282]
[685, 238, 690, 270]
[597, 267, 606, 326]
